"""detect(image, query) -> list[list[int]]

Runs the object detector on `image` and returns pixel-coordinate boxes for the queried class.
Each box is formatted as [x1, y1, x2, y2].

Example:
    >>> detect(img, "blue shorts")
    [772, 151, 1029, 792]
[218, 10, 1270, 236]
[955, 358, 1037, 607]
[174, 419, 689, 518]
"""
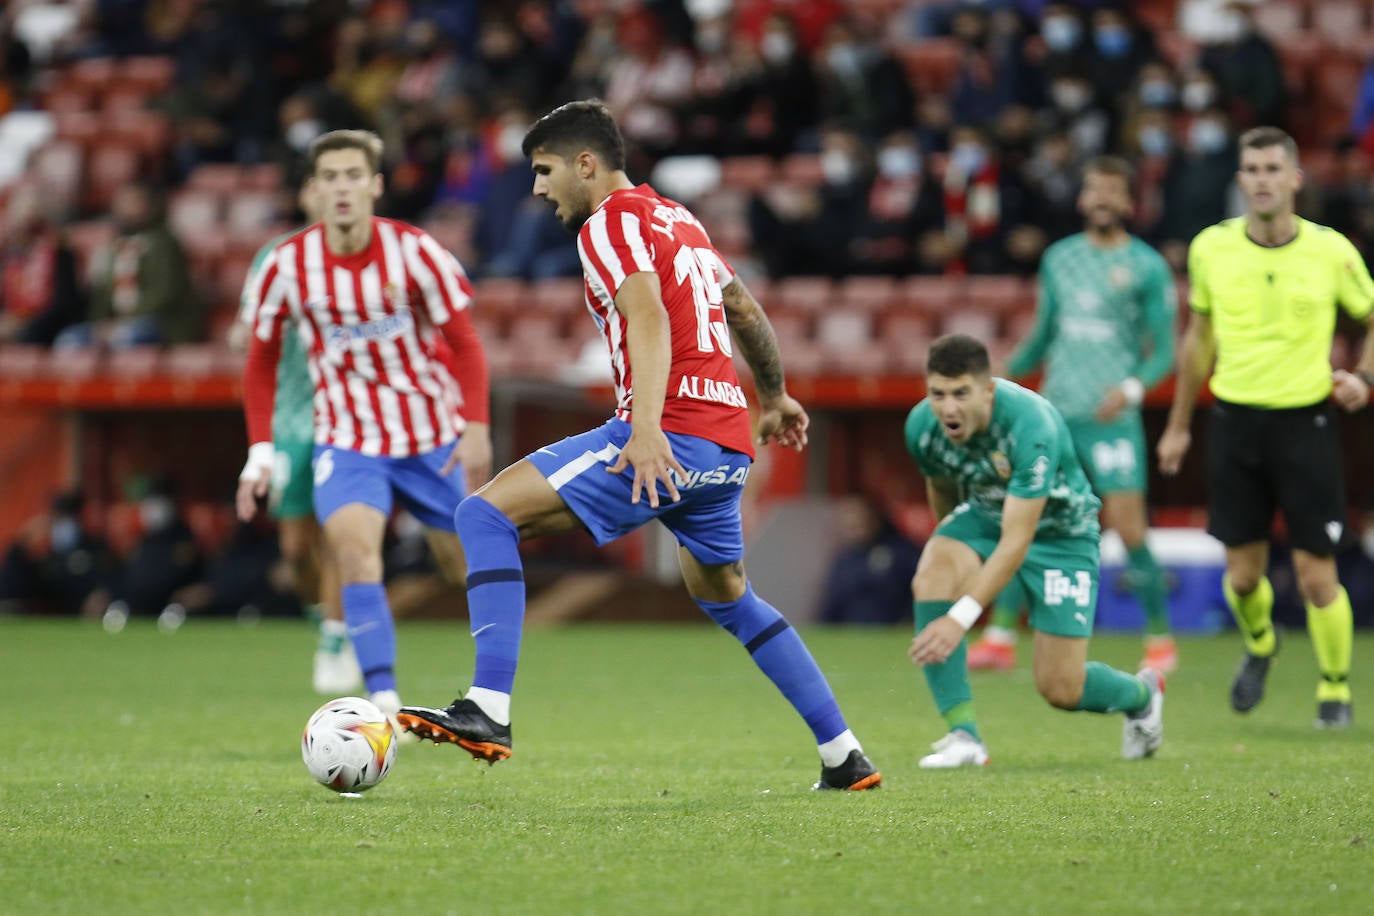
[312, 443, 465, 531]
[526, 419, 752, 565]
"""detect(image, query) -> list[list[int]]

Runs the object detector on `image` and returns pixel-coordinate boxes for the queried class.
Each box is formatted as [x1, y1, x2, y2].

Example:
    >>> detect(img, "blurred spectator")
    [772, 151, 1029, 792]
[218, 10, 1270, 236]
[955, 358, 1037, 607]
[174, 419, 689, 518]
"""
[736, 11, 819, 157]
[0, 22, 35, 115]
[0, 490, 116, 617]
[164, 51, 254, 180]
[603, 8, 695, 167]
[948, 5, 1030, 129]
[850, 130, 944, 275]
[1043, 67, 1111, 159]
[170, 511, 300, 620]
[1195, 0, 1284, 130]
[102, 475, 204, 623]
[735, 0, 843, 56]
[1022, 128, 1082, 243]
[329, 13, 407, 124]
[1037, 1, 1091, 84]
[941, 122, 1031, 273]
[815, 17, 914, 140]
[1127, 107, 1181, 241]
[1178, 66, 1224, 119]
[818, 496, 921, 626]
[1318, 141, 1374, 254]
[1084, 5, 1155, 115]
[747, 125, 868, 277]
[0, 184, 84, 345]
[475, 105, 582, 279]
[1158, 107, 1235, 267]
[55, 181, 199, 348]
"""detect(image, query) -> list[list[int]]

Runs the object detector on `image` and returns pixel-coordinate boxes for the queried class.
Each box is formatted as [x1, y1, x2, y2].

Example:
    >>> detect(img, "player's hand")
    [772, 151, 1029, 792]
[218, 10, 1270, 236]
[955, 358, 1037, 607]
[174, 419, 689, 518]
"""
[1156, 425, 1191, 476]
[1094, 387, 1128, 422]
[909, 615, 966, 666]
[756, 393, 810, 451]
[444, 421, 493, 492]
[606, 426, 688, 508]
[236, 443, 275, 522]
[1331, 369, 1369, 413]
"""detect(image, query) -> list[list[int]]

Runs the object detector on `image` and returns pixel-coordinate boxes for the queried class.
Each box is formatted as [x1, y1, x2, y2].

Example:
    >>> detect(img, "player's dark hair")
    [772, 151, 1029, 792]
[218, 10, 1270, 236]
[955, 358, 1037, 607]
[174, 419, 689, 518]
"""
[1239, 126, 1299, 166]
[521, 99, 627, 171]
[1084, 155, 1134, 191]
[308, 129, 384, 175]
[927, 334, 991, 378]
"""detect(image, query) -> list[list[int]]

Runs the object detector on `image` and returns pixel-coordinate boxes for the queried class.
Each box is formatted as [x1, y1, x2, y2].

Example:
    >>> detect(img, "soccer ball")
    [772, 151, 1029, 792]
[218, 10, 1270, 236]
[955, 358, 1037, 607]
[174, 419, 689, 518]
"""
[301, 697, 397, 793]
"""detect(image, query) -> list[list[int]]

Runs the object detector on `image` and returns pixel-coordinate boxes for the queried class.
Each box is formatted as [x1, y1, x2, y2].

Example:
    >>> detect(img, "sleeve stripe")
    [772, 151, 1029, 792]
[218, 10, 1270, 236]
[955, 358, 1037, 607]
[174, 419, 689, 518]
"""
[418, 231, 471, 313]
[619, 212, 655, 274]
[587, 210, 626, 288]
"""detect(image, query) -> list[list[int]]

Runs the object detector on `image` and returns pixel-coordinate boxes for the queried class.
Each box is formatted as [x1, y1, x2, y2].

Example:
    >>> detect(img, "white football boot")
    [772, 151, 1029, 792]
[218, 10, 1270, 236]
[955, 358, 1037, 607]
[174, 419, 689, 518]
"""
[1122, 668, 1166, 760]
[313, 640, 363, 695]
[918, 730, 990, 768]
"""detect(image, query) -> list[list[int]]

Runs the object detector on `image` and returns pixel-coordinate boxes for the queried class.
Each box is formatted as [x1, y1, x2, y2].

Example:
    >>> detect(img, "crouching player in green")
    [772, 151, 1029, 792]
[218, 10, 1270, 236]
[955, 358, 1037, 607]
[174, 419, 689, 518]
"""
[905, 334, 1164, 767]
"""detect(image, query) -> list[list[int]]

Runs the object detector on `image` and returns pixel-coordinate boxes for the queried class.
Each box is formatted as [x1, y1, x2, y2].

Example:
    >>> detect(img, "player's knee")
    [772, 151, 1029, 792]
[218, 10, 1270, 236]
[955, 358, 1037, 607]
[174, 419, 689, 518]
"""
[1035, 673, 1083, 710]
[1225, 567, 1263, 597]
[455, 495, 516, 543]
[331, 540, 381, 584]
[911, 568, 956, 602]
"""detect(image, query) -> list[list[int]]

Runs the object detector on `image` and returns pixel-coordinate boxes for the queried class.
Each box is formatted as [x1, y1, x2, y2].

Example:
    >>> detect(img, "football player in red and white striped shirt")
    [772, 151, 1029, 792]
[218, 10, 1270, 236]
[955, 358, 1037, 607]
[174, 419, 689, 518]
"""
[398, 101, 879, 790]
[236, 130, 491, 729]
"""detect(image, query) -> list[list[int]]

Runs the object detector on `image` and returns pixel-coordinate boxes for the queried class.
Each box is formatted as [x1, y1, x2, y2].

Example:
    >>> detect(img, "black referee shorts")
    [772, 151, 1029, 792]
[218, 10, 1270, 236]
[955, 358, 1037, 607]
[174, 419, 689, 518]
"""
[1205, 397, 1347, 555]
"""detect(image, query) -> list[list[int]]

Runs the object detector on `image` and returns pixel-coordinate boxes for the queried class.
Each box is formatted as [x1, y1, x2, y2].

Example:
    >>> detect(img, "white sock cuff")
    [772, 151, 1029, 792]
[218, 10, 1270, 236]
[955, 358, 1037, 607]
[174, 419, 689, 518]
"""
[466, 686, 512, 726]
[320, 618, 347, 636]
[818, 729, 861, 768]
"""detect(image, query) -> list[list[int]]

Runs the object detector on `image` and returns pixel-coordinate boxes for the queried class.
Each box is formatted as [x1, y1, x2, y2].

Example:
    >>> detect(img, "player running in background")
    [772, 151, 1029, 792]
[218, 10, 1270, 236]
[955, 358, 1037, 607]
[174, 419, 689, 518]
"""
[970, 156, 1179, 675]
[239, 181, 360, 694]
[237, 129, 492, 729]
[398, 100, 880, 790]
[1158, 126, 1374, 728]
[906, 334, 1164, 767]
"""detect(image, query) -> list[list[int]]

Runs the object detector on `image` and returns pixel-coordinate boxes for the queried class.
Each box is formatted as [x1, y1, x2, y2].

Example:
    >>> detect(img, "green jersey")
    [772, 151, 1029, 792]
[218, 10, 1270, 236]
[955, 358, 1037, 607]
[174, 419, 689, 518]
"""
[241, 230, 314, 447]
[1008, 233, 1176, 422]
[905, 379, 1102, 541]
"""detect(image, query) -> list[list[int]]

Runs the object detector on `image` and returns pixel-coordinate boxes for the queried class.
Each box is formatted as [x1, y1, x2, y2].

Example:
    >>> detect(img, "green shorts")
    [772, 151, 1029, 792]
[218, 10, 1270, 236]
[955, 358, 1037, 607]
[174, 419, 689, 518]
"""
[935, 506, 1100, 638]
[1067, 414, 1147, 495]
[270, 435, 316, 520]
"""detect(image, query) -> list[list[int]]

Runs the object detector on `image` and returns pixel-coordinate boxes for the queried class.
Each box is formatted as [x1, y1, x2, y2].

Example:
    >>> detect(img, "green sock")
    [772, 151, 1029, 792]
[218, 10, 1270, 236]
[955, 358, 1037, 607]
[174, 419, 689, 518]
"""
[988, 604, 1020, 632]
[318, 618, 347, 654]
[1126, 545, 1171, 636]
[915, 600, 979, 741]
[1223, 575, 1276, 656]
[1074, 661, 1149, 714]
[1307, 588, 1353, 703]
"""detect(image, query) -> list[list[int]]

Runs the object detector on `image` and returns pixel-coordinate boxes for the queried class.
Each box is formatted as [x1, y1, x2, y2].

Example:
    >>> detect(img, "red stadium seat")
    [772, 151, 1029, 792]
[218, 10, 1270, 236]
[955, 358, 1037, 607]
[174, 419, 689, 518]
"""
[168, 189, 223, 240]
[940, 310, 999, 340]
[814, 310, 874, 350]
[226, 191, 279, 241]
[894, 39, 963, 97]
[965, 275, 1032, 315]
[241, 162, 285, 192]
[718, 156, 774, 194]
[27, 140, 83, 209]
[471, 278, 527, 321]
[64, 57, 117, 97]
[1313, 1, 1367, 46]
[107, 346, 163, 378]
[529, 277, 586, 316]
[166, 343, 229, 378]
[901, 275, 964, 318]
[774, 276, 834, 315]
[105, 108, 171, 160]
[42, 85, 91, 116]
[837, 275, 899, 313]
[118, 56, 176, 96]
[186, 163, 245, 196]
[1254, 1, 1305, 39]
[52, 110, 101, 148]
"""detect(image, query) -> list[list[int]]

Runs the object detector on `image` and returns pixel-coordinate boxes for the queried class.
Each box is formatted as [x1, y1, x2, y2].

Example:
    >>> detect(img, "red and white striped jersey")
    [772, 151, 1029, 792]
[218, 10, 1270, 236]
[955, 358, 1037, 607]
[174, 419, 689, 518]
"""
[576, 184, 755, 458]
[244, 217, 483, 458]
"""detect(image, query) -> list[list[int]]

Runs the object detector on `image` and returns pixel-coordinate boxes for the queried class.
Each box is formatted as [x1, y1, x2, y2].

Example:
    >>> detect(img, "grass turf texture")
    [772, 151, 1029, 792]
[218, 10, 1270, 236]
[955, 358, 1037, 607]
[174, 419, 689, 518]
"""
[3, 619, 1370, 915]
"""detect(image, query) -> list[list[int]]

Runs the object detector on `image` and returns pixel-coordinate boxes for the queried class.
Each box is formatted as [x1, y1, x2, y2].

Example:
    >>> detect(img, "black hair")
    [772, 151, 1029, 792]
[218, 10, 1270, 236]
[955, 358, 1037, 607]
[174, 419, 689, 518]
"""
[521, 99, 626, 171]
[926, 334, 991, 378]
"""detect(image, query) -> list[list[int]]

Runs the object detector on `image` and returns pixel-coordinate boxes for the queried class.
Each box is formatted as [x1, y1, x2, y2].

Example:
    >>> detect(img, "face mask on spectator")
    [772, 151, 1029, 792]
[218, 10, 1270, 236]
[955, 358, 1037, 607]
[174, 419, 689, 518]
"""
[1181, 81, 1216, 112]
[760, 32, 794, 64]
[140, 496, 176, 534]
[287, 119, 324, 151]
[1042, 16, 1081, 52]
[50, 518, 80, 553]
[1139, 80, 1176, 108]
[1051, 82, 1091, 113]
[826, 43, 862, 77]
[1188, 119, 1228, 154]
[1094, 24, 1132, 57]
[1138, 125, 1172, 157]
[697, 26, 726, 55]
[497, 124, 526, 163]
[878, 147, 921, 180]
[950, 142, 988, 176]
[821, 150, 856, 185]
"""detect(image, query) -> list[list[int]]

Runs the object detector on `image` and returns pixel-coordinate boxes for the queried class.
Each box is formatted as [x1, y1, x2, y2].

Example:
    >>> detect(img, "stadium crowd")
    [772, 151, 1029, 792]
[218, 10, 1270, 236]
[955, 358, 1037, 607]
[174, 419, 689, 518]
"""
[1, 0, 1373, 348]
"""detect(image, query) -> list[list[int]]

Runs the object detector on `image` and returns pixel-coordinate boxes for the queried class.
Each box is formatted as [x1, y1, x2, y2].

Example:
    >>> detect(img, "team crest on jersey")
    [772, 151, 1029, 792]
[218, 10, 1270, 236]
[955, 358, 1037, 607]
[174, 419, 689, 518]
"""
[990, 450, 1012, 480]
[384, 282, 408, 310]
[1109, 265, 1133, 289]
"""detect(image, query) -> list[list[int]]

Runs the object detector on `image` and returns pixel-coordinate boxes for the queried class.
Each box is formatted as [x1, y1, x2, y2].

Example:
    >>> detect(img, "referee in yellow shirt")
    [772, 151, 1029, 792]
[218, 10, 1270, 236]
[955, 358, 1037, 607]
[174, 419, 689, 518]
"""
[1158, 126, 1374, 729]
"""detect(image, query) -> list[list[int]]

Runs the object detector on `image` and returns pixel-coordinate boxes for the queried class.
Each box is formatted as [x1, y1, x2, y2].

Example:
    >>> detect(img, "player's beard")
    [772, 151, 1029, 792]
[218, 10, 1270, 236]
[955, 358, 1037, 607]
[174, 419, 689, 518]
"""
[556, 187, 594, 233]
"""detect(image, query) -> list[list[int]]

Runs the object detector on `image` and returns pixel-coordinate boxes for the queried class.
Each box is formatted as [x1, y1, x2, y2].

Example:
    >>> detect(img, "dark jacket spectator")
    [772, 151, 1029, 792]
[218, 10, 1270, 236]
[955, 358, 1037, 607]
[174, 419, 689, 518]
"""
[819, 497, 921, 626]
[0, 491, 117, 616]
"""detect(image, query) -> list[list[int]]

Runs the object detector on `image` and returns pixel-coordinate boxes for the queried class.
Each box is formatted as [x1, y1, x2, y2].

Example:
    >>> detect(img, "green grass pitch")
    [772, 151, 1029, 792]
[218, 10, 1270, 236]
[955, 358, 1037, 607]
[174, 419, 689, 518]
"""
[3, 618, 1370, 914]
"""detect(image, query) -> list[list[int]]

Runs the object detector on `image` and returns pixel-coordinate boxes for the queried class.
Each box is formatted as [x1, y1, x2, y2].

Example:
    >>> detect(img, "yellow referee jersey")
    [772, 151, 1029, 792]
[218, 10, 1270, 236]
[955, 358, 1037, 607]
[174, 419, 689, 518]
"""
[1188, 216, 1374, 408]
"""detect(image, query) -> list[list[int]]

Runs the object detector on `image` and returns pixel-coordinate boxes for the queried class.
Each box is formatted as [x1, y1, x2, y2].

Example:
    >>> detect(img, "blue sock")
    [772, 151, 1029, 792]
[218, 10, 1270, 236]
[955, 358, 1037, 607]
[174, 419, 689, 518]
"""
[456, 496, 525, 695]
[340, 582, 395, 694]
[696, 584, 848, 744]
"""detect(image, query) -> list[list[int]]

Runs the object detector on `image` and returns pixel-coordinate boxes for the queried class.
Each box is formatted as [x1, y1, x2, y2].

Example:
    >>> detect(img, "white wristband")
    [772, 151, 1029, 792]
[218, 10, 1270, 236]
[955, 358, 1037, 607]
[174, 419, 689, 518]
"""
[239, 442, 276, 482]
[1119, 377, 1145, 407]
[947, 595, 983, 631]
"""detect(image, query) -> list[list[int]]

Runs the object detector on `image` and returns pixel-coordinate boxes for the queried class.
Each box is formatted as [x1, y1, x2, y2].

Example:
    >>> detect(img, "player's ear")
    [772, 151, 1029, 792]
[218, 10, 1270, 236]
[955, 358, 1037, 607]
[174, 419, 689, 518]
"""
[370, 171, 384, 200]
[575, 150, 596, 179]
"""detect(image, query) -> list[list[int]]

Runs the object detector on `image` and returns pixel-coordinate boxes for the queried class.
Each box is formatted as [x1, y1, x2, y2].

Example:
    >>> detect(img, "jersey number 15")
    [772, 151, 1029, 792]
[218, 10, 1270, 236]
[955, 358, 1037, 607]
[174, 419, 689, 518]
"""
[674, 246, 733, 357]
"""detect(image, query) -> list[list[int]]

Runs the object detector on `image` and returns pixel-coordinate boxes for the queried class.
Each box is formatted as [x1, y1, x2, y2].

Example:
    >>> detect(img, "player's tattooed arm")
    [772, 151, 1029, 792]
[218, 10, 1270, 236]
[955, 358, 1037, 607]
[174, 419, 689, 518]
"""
[721, 279, 785, 400]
